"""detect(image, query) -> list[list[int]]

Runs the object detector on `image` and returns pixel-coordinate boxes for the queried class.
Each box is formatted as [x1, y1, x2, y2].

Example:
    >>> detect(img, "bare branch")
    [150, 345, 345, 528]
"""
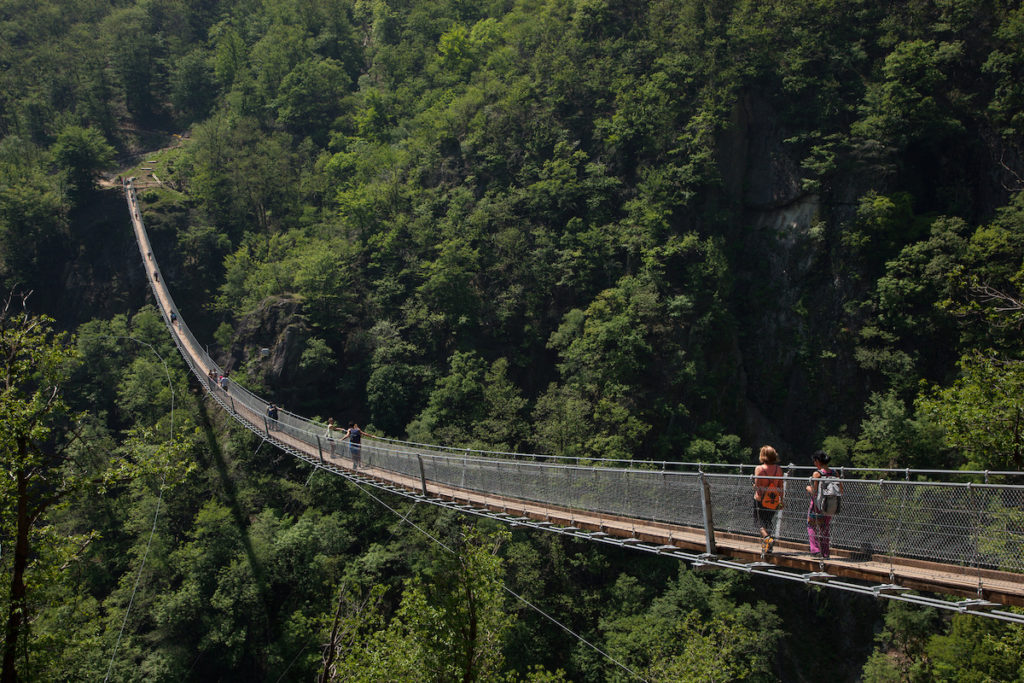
[997, 145, 1024, 193]
[971, 283, 1024, 313]
[58, 534, 97, 572]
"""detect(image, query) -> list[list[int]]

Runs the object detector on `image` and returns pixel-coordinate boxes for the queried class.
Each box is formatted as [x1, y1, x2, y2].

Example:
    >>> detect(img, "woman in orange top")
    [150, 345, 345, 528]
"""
[752, 445, 784, 556]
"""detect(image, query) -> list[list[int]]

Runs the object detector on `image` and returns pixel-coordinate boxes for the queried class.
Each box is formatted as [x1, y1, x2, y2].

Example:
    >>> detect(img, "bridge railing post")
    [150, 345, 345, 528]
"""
[968, 482, 985, 596]
[699, 471, 716, 555]
[417, 454, 428, 497]
[315, 435, 324, 466]
[775, 464, 793, 540]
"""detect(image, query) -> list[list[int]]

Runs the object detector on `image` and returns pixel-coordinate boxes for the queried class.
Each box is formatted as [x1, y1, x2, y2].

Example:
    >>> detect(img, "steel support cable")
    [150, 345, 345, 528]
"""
[346, 479, 649, 683]
[79, 335, 174, 683]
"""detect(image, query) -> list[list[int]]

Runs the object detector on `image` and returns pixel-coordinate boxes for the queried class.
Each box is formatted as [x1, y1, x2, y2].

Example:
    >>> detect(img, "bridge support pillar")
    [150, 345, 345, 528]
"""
[699, 472, 716, 555]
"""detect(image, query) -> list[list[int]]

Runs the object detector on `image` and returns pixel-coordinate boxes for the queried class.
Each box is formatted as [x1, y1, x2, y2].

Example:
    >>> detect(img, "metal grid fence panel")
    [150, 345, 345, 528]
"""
[978, 487, 1024, 573]
[887, 484, 969, 564]
[826, 479, 890, 558]
[674, 473, 1024, 572]
[706, 474, 755, 538]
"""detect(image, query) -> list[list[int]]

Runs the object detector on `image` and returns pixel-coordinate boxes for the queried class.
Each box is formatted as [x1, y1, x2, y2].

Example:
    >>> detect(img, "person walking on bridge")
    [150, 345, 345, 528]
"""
[344, 422, 375, 470]
[324, 418, 340, 456]
[753, 445, 784, 557]
[806, 451, 841, 559]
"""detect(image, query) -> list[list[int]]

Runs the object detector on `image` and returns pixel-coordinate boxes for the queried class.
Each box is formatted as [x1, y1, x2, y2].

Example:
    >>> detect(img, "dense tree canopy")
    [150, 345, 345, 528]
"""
[2, 0, 1024, 679]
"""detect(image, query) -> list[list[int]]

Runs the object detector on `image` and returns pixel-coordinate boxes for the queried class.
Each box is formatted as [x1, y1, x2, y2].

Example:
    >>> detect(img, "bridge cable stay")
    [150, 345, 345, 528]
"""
[121, 180, 1024, 624]
[276, 484, 427, 682]
[346, 476, 649, 682]
[87, 336, 174, 682]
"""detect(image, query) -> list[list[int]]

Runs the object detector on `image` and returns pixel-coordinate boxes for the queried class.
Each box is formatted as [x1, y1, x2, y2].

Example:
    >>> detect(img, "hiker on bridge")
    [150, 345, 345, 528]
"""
[752, 445, 784, 557]
[324, 418, 341, 455]
[806, 450, 842, 559]
[344, 422, 375, 470]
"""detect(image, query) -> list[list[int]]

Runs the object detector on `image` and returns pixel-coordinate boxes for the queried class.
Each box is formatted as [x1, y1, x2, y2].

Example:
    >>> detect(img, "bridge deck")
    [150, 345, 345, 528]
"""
[124, 180, 1024, 610]
[243, 417, 1024, 608]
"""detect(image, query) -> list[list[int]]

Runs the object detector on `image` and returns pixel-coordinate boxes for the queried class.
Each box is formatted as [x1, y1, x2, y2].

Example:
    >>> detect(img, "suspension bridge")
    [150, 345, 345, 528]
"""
[123, 179, 1024, 624]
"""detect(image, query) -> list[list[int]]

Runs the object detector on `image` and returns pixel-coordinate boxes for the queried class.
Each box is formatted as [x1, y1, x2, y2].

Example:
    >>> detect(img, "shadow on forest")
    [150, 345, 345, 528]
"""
[193, 390, 271, 611]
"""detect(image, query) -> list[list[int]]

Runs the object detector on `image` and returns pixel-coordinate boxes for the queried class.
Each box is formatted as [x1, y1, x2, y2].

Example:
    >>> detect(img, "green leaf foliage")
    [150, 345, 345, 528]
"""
[917, 352, 1024, 471]
[6, 0, 1024, 679]
[51, 125, 115, 201]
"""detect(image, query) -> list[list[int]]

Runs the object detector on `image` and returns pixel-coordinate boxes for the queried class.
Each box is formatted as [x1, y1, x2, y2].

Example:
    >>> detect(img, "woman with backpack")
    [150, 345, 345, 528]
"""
[806, 450, 842, 559]
[752, 445, 784, 557]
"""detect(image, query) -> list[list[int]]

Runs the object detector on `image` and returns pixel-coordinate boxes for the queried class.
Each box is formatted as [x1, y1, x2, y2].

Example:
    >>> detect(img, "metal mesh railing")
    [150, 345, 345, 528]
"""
[698, 473, 1024, 573]
[126, 181, 1024, 577]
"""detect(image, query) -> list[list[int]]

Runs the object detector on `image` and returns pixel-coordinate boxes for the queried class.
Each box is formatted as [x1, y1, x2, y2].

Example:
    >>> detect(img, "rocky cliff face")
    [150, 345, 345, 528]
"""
[223, 295, 311, 388]
[45, 190, 151, 329]
[718, 92, 863, 456]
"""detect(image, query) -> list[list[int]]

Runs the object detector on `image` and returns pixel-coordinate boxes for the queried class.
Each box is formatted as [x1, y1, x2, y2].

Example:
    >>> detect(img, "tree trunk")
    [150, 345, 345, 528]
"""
[460, 561, 477, 683]
[319, 587, 347, 683]
[2, 467, 30, 683]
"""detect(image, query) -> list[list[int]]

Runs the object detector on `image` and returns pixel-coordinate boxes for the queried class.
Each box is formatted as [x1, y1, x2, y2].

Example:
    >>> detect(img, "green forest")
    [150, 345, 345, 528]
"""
[2, 0, 1024, 680]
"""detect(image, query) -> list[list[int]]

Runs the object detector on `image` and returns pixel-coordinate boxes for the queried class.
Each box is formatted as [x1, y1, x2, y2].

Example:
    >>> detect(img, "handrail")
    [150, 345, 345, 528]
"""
[369, 433, 1024, 480]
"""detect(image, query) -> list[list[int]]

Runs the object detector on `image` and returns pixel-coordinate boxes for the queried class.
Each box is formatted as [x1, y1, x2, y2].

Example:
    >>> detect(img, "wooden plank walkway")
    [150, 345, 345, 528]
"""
[124, 183, 1024, 609]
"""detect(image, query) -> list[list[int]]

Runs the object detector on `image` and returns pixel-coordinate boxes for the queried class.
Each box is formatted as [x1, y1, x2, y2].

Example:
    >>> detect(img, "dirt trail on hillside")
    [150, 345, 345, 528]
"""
[100, 132, 188, 189]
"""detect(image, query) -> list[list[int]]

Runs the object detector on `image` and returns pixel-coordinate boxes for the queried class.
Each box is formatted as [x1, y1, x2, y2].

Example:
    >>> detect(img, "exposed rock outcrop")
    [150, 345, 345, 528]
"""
[226, 295, 311, 389]
[718, 92, 861, 455]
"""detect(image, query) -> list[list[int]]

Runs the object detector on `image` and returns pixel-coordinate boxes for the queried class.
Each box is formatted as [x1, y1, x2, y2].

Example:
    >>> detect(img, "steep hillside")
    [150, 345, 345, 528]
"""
[2, 0, 1023, 680]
